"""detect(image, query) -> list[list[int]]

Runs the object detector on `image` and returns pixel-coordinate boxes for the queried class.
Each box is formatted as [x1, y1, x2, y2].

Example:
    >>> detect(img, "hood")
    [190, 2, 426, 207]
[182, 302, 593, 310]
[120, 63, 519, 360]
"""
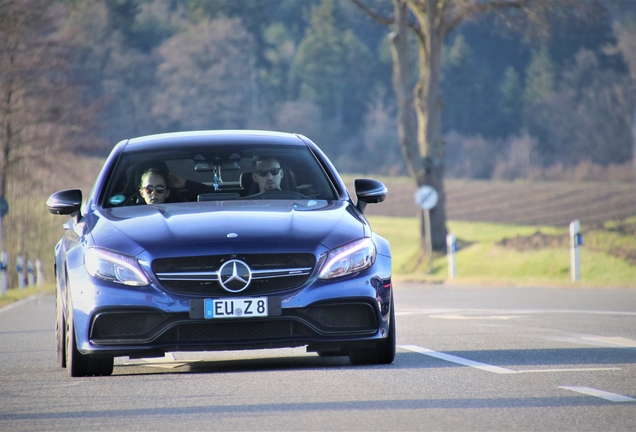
[88, 200, 367, 258]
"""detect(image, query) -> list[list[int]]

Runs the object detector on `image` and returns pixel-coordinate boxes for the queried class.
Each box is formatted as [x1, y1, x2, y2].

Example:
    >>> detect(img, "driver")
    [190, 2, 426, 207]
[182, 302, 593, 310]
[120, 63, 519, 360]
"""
[139, 168, 170, 204]
[252, 156, 283, 192]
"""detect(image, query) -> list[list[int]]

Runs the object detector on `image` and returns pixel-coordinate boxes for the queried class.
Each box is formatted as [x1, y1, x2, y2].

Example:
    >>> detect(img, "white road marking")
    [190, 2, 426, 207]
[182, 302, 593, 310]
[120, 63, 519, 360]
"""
[552, 336, 636, 348]
[399, 345, 519, 374]
[516, 368, 621, 373]
[559, 386, 636, 402]
[400, 345, 623, 375]
[397, 308, 636, 317]
[429, 314, 526, 320]
[0, 295, 41, 314]
[581, 336, 636, 348]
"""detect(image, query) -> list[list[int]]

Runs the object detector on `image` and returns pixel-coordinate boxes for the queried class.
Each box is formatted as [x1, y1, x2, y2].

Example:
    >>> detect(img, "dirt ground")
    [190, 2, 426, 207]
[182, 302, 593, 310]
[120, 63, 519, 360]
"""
[358, 178, 636, 264]
[362, 178, 636, 227]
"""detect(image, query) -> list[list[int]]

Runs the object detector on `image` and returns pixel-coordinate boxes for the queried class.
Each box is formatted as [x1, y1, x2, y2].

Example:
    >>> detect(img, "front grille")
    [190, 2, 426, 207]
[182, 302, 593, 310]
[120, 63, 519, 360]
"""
[152, 253, 315, 296]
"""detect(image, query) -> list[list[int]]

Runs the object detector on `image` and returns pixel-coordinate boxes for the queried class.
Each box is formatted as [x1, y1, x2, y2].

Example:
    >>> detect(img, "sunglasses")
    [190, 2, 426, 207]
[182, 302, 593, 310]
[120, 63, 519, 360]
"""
[143, 185, 166, 194]
[255, 167, 282, 177]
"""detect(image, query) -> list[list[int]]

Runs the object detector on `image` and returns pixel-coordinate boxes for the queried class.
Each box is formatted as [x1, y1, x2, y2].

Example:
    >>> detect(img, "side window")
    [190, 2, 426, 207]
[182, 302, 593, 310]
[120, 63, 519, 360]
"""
[103, 164, 132, 207]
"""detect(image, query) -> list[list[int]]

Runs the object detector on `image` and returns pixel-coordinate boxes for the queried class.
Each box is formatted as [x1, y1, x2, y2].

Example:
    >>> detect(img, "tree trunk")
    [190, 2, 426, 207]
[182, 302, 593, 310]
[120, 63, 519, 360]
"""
[389, 0, 425, 183]
[389, 0, 448, 252]
[409, 0, 449, 251]
[421, 3, 448, 251]
[0, 75, 13, 248]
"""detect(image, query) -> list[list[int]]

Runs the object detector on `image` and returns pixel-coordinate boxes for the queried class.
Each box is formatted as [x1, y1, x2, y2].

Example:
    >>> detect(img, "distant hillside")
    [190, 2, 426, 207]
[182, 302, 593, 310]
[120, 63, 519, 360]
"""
[361, 178, 636, 227]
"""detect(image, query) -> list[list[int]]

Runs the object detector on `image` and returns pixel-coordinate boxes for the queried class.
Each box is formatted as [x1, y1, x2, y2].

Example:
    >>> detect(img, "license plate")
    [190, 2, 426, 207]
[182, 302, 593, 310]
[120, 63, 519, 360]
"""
[204, 297, 268, 319]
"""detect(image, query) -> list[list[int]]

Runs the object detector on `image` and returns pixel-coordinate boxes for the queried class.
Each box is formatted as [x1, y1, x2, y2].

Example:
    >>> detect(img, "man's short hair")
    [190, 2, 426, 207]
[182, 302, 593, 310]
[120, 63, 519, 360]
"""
[252, 156, 280, 169]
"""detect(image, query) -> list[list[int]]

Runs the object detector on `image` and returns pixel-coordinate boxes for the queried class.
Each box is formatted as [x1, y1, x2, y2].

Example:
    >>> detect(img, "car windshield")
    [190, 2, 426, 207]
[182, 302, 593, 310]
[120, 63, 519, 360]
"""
[100, 142, 339, 207]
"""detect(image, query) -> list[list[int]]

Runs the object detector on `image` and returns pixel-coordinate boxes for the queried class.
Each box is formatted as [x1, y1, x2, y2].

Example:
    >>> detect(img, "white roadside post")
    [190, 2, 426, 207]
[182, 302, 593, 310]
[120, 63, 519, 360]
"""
[446, 234, 457, 278]
[16, 256, 25, 290]
[26, 260, 35, 287]
[414, 186, 438, 273]
[36, 259, 44, 286]
[569, 220, 582, 282]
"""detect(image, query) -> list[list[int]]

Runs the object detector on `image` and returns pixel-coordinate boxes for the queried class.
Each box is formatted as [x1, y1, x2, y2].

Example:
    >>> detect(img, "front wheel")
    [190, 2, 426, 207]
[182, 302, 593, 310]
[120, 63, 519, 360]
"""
[66, 312, 113, 377]
[348, 297, 396, 365]
[55, 286, 66, 368]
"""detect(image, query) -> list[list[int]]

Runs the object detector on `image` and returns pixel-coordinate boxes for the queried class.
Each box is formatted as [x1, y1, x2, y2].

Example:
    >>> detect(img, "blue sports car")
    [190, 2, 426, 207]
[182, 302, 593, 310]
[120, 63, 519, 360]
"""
[47, 130, 394, 377]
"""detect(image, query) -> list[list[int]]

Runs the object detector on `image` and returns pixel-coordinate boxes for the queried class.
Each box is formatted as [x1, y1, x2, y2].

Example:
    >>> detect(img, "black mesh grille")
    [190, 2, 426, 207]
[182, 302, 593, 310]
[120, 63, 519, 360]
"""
[159, 276, 309, 296]
[153, 253, 315, 273]
[157, 320, 316, 342]
[152, 253, 316, 296]
[303, 303, 377, 330]
[91, 311, 173, 338]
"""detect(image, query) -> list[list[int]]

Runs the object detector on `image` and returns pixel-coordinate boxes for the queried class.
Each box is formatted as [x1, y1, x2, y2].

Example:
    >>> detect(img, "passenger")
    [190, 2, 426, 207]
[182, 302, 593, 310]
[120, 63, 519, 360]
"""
[168, 172, 187, 189]
[139, 168, 170, 204]
[252, 156, 283, 192]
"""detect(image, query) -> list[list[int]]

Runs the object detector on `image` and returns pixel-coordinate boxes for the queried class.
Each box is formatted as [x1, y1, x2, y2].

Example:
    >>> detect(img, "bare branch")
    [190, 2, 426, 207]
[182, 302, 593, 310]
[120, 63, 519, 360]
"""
[350, 0, 427, 47]
[443, 0, 531, 37]
[350, 0, 394, 26]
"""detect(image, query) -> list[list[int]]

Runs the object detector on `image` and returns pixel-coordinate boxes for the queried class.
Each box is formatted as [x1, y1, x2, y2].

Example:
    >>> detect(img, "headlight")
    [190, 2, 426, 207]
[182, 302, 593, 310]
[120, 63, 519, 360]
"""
[318, 238, 376, 279]
[84, 248, 149, 286]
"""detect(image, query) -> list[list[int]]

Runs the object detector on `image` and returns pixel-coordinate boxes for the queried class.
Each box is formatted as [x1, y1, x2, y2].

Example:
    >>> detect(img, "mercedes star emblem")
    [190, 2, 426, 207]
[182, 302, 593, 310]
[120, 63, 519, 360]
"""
[218, 260, 252, 292]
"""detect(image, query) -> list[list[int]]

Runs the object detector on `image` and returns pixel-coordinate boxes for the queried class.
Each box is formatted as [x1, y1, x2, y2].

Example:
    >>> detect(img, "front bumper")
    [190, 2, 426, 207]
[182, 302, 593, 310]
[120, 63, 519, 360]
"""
[68, 262, 393, 357]
[87, 299, 381, 356]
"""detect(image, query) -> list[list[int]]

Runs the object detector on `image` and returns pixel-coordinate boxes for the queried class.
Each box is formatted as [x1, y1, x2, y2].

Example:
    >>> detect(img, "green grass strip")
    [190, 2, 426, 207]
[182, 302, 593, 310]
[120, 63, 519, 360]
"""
[367, 216, 636, 288]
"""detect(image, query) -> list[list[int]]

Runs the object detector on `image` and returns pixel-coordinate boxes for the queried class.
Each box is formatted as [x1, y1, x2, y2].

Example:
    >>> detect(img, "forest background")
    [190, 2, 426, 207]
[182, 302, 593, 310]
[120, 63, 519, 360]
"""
[1, 0, 636, 288]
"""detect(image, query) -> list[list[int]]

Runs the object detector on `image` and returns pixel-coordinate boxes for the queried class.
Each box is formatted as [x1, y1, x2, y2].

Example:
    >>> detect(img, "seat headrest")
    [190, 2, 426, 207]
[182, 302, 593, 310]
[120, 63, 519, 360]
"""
[240, 172, 254, 190]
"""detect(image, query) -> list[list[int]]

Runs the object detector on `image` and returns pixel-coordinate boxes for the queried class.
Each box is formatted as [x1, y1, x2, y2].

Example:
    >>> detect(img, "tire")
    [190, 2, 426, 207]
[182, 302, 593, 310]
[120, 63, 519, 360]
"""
[55, 286, 66, 368]
[66, 311, 113, 377]
[348, 297, 396, 365]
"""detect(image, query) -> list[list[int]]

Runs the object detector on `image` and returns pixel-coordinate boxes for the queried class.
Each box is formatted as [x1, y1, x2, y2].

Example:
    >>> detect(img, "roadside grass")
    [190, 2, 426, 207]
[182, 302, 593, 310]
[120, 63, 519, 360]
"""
[367, 216, 636, 288]
[585, 216, 636, 252]
[0, 284, 55, 310]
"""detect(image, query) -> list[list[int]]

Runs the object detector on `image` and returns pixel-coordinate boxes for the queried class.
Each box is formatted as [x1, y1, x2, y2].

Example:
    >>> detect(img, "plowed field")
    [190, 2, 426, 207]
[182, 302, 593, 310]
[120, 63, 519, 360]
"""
[361, 179, 636, 227]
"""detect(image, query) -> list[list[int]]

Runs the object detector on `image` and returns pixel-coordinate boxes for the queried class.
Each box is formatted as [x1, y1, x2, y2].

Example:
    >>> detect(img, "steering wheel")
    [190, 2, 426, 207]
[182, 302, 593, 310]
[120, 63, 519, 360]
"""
[123, 192, 143, 206]
[251, 189, 309, 200]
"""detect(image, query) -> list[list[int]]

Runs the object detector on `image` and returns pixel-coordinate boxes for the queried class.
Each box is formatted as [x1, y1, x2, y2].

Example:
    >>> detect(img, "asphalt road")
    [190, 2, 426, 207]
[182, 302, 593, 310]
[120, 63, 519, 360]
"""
[1, 284, 635, 431]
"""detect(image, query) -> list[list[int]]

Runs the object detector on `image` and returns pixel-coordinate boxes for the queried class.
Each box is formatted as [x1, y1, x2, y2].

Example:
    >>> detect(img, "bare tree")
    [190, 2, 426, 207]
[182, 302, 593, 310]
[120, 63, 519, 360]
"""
[353, 0, 531, 251]
[1, 0, 49, 198]
[0, 0, 94, 189]
[0, 0, 93, 280]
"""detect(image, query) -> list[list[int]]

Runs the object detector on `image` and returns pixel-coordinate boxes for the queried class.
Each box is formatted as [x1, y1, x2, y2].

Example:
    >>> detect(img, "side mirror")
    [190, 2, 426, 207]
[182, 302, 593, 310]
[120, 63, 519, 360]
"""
[46, 189, 83, 215]
[354, 179, 387, 214]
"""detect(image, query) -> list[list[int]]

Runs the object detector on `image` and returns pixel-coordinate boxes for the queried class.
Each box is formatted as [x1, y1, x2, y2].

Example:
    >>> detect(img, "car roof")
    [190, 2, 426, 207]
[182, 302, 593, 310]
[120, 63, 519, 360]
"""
[123, 130, 308, 151]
